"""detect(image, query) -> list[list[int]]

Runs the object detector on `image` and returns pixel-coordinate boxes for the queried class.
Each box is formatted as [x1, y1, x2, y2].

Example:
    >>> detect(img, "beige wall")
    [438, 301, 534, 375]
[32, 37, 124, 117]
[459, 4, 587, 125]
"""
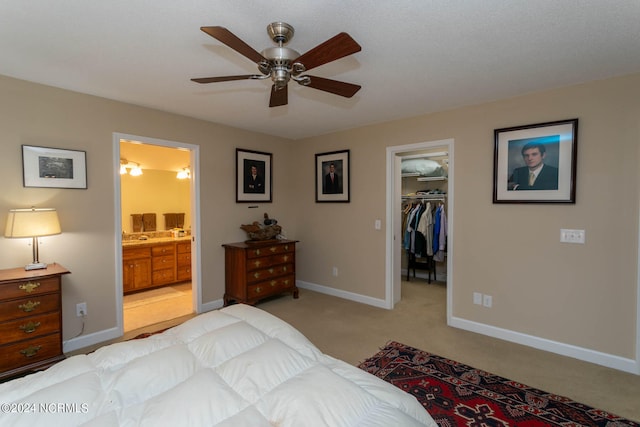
[292, 73, 640, 362]
[0, 75, 295, 342]
[0, 72, 638, 367]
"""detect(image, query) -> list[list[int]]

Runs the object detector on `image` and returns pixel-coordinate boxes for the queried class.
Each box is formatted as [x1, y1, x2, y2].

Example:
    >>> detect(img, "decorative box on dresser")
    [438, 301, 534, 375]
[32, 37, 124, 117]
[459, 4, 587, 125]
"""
[222, 239, 298, 306]
[0, 263, 69, 381]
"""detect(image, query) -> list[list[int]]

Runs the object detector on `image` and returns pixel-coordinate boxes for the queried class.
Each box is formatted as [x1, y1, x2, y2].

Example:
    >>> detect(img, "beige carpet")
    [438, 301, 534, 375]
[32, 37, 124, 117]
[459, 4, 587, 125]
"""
[123, 283, 193, 332]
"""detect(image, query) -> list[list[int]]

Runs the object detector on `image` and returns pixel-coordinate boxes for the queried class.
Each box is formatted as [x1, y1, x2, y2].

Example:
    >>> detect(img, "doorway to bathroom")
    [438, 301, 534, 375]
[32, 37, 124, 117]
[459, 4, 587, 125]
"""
[114, 133, 201, 334]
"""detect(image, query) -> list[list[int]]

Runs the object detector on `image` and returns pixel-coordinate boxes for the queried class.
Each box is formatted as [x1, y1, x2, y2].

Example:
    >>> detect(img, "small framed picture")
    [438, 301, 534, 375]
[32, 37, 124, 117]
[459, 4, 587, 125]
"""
[493, 119, 578, 204]
[22, 145, 87, 189]
[315, 149, 350, 203]
[236, 148, 272, 203]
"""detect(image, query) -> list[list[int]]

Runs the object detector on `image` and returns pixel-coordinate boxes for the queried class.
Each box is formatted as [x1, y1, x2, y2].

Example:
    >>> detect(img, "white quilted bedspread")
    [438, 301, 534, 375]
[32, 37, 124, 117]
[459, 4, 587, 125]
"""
[0, 304, 436, 426]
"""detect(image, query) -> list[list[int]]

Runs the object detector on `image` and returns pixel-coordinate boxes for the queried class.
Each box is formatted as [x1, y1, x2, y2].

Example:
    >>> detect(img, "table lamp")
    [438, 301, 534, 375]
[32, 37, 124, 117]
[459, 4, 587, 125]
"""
[4, 207, 61, 270]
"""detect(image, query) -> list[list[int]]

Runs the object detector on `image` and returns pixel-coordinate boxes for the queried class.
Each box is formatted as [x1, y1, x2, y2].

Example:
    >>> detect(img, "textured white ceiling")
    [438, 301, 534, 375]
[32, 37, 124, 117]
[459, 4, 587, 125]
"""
[1, 1, 639, 140]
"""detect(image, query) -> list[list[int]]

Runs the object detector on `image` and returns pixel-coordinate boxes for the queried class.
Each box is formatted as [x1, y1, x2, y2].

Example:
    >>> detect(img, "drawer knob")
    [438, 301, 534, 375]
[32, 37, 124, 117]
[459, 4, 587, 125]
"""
[270, 280, 277, 287]
[18, 301, 41, 312]
[284, 245, 289, 250]
[19, 321, 41, 334]
[253, 260, 261, 268]
[253, 272, 261, 279]
[20, 345, 42, 358]
[283, 255, 289, 261]
[269, 247, 277, 252]
[283, 266, 288, 272]
[255, 249, 261, 256]
[255, 286, 262, 294]
[19, 281, 41, 293]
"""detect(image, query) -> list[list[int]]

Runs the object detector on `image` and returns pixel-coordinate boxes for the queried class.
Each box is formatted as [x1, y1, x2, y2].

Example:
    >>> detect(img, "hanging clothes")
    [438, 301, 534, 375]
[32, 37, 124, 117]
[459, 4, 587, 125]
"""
[433, 205, 447, 262]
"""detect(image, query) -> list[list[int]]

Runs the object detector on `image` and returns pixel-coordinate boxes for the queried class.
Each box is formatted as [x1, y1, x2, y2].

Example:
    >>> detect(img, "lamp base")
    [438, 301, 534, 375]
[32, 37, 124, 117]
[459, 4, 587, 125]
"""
[25, 262, 48, 271]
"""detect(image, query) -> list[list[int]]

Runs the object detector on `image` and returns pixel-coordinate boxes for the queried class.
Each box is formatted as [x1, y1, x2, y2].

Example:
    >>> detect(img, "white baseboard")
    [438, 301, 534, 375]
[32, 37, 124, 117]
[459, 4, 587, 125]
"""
[63, 299, 224, 354]
[63, 326, 122, 353]
[297, 280, 388, 309]
[297, 280, 639, 374]
[449, 316, 639, 375]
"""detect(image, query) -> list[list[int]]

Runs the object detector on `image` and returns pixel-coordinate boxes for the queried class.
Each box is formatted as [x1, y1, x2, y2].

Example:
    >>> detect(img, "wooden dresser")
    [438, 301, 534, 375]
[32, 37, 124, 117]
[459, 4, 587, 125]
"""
[222, 240, 298, 306]
[0, 263, 69, 381]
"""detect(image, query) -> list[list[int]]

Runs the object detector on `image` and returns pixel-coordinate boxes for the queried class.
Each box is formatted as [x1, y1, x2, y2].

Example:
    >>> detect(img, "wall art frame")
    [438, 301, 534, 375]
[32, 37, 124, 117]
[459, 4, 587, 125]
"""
[236, 148, 272, 203]
[493, 118, 578, 204]
[315, 149, 350, 203]
[22, 145, 87, 189]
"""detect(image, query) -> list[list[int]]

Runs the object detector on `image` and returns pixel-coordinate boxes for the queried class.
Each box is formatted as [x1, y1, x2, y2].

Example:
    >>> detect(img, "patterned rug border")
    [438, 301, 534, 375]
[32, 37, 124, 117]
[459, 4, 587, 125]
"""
[358, 341, 639, 427]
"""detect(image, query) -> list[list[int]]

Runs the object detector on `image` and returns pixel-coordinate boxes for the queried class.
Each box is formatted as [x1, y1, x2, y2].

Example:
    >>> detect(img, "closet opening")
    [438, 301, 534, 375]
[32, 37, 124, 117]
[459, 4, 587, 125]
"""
[386, 139, 453, 321]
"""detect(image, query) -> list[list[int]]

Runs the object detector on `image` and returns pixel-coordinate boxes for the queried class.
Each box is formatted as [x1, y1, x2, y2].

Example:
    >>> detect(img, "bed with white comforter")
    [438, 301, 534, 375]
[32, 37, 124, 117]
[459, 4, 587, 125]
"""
[0, 304, 436, 426]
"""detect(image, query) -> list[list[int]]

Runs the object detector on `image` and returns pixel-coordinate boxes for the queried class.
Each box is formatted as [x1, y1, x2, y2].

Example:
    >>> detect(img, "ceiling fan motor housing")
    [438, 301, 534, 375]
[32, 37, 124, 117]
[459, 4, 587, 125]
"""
[261, 46, 301, 89]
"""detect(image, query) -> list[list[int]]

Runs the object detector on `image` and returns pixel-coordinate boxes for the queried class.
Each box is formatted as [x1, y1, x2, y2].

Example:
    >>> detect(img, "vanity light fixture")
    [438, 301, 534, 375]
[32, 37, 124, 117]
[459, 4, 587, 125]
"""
[120, 158, 143, 176]
[176, 167, 191, 180]
[4, 207, 62, 270]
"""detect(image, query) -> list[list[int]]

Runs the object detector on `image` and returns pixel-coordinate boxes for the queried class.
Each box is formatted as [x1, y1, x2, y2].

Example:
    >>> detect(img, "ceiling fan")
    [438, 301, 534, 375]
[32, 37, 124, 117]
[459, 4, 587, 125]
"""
[191, 22, 362, 107]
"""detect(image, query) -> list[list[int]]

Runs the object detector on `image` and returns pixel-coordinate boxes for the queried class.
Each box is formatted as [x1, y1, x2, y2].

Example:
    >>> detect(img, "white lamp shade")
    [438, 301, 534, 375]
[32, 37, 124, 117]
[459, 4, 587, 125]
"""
[4, 208, 62, 238]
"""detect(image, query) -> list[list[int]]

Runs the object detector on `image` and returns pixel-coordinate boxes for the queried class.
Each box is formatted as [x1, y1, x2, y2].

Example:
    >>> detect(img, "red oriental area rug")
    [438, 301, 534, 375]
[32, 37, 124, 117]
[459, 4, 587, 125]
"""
[358, 341, 639, 427]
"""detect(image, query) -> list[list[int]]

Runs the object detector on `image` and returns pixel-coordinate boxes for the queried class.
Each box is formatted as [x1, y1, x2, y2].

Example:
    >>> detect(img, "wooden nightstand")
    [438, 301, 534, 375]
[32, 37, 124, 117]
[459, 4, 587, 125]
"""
[0, 263, 69, 381]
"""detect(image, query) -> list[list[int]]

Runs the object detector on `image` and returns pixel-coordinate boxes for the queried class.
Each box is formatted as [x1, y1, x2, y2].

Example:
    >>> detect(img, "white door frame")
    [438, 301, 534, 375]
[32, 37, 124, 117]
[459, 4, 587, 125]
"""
[385, 138, 454, 321]
[113, 133, 201, 334]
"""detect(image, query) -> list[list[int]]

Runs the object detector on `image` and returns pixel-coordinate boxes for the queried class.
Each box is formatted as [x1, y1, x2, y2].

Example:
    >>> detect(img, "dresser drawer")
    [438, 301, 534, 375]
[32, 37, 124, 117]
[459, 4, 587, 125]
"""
[0, 293, 60, 322]
[177, 265, 192, 281]
[245, 242, 295, 258]
[177, 242, 191, 253]
[0, 277, 59, 300]
[123, 246, 151, 260]
[152, 244, 175, 256]
[152, 255, 175, 270]
[0, 333, 62, 372]
[0, 312, 60, 342]
[247, 275, 296, 299]
[152, 268, 176, 285]
[177, 252, 191, 266]
[246, 253, 295, 271]
[246, 263, 293, 284]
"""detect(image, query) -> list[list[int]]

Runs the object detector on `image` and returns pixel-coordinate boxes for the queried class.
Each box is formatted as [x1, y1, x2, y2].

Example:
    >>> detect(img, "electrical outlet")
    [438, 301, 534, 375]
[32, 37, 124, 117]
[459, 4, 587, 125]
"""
[560, 229, 585, 244]
[332, 267, 338, 277]
[473, 292, 482, 305]
[483, 295, 493, 308]
[76, 302, 87, 317]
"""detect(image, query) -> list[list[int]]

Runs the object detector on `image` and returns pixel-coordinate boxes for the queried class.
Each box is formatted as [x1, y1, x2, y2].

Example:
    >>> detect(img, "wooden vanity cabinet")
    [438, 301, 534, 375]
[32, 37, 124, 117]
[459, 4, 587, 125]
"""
[122, 246, 152, 293]
[176, 242, 192, 282]
[151, 243, 176, 286]
[123, 240, 191, 294]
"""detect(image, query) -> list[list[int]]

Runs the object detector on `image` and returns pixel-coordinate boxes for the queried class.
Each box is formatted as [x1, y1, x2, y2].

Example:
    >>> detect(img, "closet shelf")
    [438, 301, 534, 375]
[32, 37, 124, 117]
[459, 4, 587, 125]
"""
[402, 194, 447, 201]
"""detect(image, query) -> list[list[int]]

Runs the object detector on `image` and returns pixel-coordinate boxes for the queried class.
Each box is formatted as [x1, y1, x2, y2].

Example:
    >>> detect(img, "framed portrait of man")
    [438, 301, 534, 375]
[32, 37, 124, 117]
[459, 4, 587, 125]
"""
[493, 119, 578, 204]
[315, 149, 350, 203]
[236, 148, 272, 203]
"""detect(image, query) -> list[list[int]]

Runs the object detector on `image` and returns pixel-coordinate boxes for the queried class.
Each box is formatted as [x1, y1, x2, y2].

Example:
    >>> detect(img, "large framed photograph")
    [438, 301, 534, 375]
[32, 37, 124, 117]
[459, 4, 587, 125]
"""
[315, 149, 350, 203]
[236, 148, 272, 203]
[22, 145, 87, 189]
[493, 118, 578, 204]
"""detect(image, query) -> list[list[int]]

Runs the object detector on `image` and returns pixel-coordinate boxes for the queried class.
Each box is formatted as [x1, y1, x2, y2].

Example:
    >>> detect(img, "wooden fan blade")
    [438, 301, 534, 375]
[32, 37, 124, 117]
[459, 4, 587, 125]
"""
[269, 84, 288, 107]
[200, 26, 267, 64]
[191, 75, 258, 83]
[293, 33, 361, 73]
[303, 75, 361, 98]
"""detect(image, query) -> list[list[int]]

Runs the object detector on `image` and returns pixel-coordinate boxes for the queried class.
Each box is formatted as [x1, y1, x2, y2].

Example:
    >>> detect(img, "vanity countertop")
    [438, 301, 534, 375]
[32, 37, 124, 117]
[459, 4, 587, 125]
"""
[122, 236, 191, 247]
